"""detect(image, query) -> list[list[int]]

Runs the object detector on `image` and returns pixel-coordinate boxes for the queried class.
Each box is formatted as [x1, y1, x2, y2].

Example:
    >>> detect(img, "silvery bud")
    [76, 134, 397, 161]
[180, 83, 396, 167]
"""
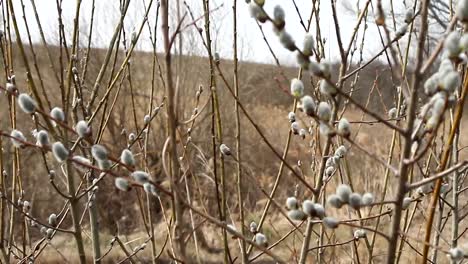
[72, 156, 91, 172]
[322, 217, 339, 229]
[361, 193, 374, 206]
[288, 209, 307, 221]
[348, 193, 362, 210]
[286, 196, 298, 210]
[336, 184, 352, 203]
[404, 8, 414, 23]
[10, 130, 27, 148]
[48, 213, 57, 226]
[46, 228, 54, 239]
[250, 221, 258, 233]
[279, 31, 296, 51]
[319, 80, 337, 97]
[396, 24, 408, 38]
[337, 118, 351, 137]
[6, 82, 16, 93]
[388, 107, 398, 119]
[143, 182, 158, 196]
[402, 197, 412, 210]
[290, 78, 304, 98]
[254, 233, 268, 247]
[448, 247, 464, 261]
[444, 31, 461, 58]
[299, 128, 306, 139]
[128, 133, 136, 142]
[91, 145, 108, 161]
[291, 121, 300, 135]
[220, 144, 232, 156]
[354, 229, 367, 239]
[50, 107, 65, 126]
[18, 93, 37, 114]
[131, 171, 149, 184]
[334, 145, 347, 158]
[424, 74, 440, 96]
[301, 95, 316, 117]
[52, 142, 69, 162]
[327, 194, 343, 208]
[120, 149, 135, 167]
[442, 71, 461, 93]
[317, 102, 331, 122]
[75, 120, 90, 138]
[303, 34, 314, 56]
[36, 130, 49, 147]
[288, 112, 296, 123]
[461, 33, 468, 51]
[143, 115, 150, 125]
[302, 200, 315, 217]
[273, 5, 285, 29]
[115, 177, 130, 191]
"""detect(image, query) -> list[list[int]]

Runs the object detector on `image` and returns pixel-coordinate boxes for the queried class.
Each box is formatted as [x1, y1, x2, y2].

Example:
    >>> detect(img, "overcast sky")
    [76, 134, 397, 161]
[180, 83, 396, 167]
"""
[10, 0, 410, 66]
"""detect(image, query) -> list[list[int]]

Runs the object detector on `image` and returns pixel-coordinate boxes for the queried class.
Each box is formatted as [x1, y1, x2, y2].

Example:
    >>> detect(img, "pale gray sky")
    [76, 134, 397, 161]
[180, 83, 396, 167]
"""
[10, 0, 410, 66]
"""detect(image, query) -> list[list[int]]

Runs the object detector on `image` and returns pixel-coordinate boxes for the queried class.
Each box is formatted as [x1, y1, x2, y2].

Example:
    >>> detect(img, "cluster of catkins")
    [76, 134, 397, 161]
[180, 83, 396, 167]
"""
[8, 87, 158, 198]
[323, 145, 347, 180]
[413, 30, 467, 152]
[327, 184, 375, 211]
[248, 0, 350, 138]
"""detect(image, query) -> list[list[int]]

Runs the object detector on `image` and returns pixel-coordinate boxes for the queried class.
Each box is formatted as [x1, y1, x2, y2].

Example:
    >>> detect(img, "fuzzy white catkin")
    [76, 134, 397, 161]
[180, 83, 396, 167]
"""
[250, 222, 258, 233]
[128, 133, 136, 142]
[220, 144, 232, 156]
[327, 194, 343, 208]
[404, 8, 414, 23]
[325, 166, 335, 178]
[131, 171, 149, 184]
[319, 79, 337, 97]
[115, 177, 130, 191]
[319, 123, 331, 137]
[291, 122, 300, 134]
[354, 229, 367, 239]
[18, 93, 37, 114]
[396, 24, 408, 38]
[299, 129, 306, 139]
[301, 95, 316, 116]
[290, 78, 304, 98]
[288, 209, 307, 221]
[334, 145, 347, 158]
[10, 130, 26, 148]
[457, 0, 468, 22]
[448, 247, 464, 261]
[75, 120, 89, 138]
[48, 213, 57, 226]
[279, 31, 296, 51]
[98, 159, 112, 170]
[6, 82, 16, 93]
[286, 196, 298, 210]
[444, 31, 461, 58]
[317, 102, 331, 122]
[46, 228, 54, 239]
[313, 203, 325, 218]
[361, 193, 374, 206]
[303, 34, 314, 56]
[442, 71, 461, 93]
[254, 233, 268, 247]
[288, 112, 296, 122]
[337, 118, 351, 137]
[388, 107, 398, 119]
[439, 59, 454, 74]
[50, 107, 65, 126]
[91, 145, 108, 161]
[302, 200, 315, 217]
[309, 61, 322, 76]
[143, 115, 150, 125]
[402, 197, 412, 210]
[72, 155, 91, 171]
[248, 2, 262, 19]
[273, 5, 285, 26]
[349, 193, 362, 209]
[36, 130, 49, 147]
[424, 74, 440, 95]
[336, 184, 352, 203]
[52, 142, 69, 162]
[121, 149, 135, 167]
[322, 217, 339, 229]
